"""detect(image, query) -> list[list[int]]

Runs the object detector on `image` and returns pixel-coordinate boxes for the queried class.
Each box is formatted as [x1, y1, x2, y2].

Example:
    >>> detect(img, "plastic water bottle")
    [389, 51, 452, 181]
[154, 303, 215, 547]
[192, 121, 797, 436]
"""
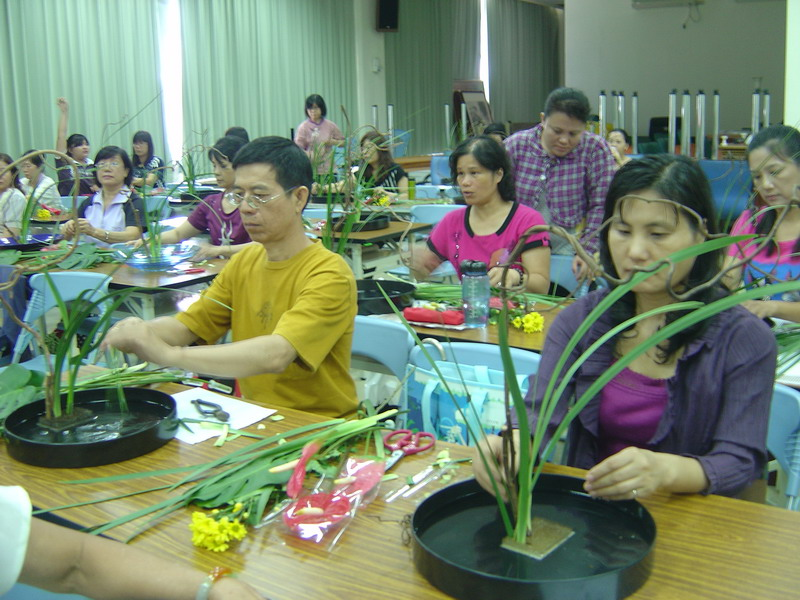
[461, 260, 490, 328]
[408, 177, 416, 201]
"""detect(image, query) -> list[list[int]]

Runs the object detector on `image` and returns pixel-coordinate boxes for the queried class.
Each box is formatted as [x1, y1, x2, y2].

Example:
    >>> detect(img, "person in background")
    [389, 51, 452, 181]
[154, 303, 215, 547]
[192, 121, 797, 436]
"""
[412, 135, 550, 294]
[19, 150, 61, 212]
[0, 153, 26, 237]
[294, 94, 344, 177]
[504, 87, 616, 279]
[607, 128, 632, 168]
[724, 124, 800, 322]
[1, 485, 264, 599]
[225, 126, 250, 143]
[54, 97, 98, 197]
[131, 130, 166, 190]
[133, 135, 253, 261]
[474, 155, 776, 500]
[102, 137, 358, 418]
[314, 131, 408, 202]
[60, 146, 145, 246]
[483, 122, 508, 144]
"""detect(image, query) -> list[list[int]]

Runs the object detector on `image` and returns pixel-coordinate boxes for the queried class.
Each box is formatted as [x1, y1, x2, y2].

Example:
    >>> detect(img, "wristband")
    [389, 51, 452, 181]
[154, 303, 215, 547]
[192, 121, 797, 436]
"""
[195, 566, 231, 600]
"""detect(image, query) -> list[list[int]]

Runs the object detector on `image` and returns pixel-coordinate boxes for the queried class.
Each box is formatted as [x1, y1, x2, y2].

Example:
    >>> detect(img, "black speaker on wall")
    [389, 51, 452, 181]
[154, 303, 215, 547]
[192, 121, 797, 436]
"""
[376, 0, 399, 32]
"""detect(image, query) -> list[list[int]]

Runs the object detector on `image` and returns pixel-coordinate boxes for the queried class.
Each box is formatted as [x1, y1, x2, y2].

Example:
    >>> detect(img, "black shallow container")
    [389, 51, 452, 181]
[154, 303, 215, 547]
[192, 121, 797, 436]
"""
[412, 475, 655, 600]
[4, 388, 178, 468]
[356, 279, 415, 315]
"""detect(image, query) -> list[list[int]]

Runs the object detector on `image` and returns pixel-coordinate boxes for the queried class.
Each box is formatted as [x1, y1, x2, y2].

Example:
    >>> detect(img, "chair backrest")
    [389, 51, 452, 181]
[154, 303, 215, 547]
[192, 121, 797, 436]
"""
[697, 159, 752, 229]
[549, 254, 579, 295]
[768, 383, 800, 510]
[12, 272, 113, 363]
[410, 204, 462, 225]
[351, 315, 414, 380]
[429, 155, 452, 186]
[410, 341, 540, 377]
[303, 207, 344, 220]
[392, 129, 411, 158]
[144, 195, 172, 221]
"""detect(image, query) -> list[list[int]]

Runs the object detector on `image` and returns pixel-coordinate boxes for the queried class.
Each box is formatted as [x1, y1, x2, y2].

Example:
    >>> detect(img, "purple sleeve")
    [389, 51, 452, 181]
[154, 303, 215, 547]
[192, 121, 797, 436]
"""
[581, 138, 616, 254]
[689, 314, 775, 495]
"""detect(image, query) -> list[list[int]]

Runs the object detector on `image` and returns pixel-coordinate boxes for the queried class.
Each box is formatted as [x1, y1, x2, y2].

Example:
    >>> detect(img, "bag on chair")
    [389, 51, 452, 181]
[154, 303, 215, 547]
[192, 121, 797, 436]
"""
[403, 360, 529, 446]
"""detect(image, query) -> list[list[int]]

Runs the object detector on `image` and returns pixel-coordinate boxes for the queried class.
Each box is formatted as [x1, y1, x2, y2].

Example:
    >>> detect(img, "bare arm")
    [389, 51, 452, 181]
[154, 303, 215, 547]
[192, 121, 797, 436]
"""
[489, 246, 550, 294]
[22, 517, 264, 599]
[62, 219, 143, 243]
[410, 244, 444, 282]
[55, 98, 69, 154]
[160, 220, 204, 245]
[101, 316, 297, 378]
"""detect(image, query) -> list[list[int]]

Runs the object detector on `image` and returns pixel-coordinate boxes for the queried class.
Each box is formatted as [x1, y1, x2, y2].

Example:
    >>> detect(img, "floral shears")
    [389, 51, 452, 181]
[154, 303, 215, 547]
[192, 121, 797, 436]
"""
[383, 429, 435, 471]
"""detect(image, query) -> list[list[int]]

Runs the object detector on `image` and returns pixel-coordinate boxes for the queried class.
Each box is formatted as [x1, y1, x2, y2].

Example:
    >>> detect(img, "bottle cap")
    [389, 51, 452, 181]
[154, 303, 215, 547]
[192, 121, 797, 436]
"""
[460, 260, 487, 275]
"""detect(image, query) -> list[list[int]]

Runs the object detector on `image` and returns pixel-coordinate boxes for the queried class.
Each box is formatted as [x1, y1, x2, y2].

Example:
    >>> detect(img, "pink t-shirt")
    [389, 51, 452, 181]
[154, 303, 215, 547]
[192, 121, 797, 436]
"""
[598, 367, 669, 460]
[294, 118, 344, 175]
[186, 192, 250, 246]
[727, 209, 800, 301]
[427, 203, 549, 277]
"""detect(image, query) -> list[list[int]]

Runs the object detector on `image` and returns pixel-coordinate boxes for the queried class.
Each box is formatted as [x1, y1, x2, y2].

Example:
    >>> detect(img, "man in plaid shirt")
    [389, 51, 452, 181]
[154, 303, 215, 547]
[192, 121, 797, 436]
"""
[505, 87, 616, 278]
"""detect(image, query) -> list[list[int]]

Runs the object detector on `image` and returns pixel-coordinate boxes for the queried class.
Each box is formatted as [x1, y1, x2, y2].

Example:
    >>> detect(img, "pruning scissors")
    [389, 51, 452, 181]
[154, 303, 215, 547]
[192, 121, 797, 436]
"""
[383, 429, 435, 471]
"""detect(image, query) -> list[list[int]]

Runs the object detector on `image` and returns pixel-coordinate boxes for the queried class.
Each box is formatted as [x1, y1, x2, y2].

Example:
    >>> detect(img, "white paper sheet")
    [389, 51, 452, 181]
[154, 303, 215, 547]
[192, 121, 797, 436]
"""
[172, 388, 276, 444]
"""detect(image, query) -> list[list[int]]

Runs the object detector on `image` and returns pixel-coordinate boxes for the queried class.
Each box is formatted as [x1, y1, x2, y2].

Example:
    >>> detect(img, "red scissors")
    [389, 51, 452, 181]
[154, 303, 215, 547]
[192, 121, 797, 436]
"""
[383, 429, 435, 456]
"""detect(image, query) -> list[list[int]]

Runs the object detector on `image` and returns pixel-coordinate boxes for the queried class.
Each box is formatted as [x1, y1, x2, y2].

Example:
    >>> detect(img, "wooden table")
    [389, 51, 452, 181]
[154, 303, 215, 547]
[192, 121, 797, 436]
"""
[396, 155, 434, 172]
[80, 259, 226, 319]
[322, 221, 431, 278]
[3, 388, 798, 600]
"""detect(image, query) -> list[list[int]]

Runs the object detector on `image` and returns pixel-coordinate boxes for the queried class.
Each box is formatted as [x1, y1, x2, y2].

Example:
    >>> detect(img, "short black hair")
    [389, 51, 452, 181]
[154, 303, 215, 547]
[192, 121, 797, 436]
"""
[609, 128, 631, 145]
[483, 122, 507, 140]
[21, 150, 44, 168]
[132, 130, 155, 166]
[225, 126, 250, 143]
[93, 146, 134, 187]
[232, 136, 313, 193]
[0, 152, 20, 189]
[449, 135, 515, 202]
[66, 134, 89, 154]
[544, 87, 591, 123]
[304, 94, 327, 118]
[208, 135, 248, 165]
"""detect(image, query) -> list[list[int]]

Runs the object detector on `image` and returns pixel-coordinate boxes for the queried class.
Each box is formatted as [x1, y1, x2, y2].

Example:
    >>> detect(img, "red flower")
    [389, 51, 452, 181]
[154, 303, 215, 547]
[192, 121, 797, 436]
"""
[333, 458, 385, 501]
[282, 492, 351, 537]
[286, 440, 321, 499]
[489, 297, 515, 310]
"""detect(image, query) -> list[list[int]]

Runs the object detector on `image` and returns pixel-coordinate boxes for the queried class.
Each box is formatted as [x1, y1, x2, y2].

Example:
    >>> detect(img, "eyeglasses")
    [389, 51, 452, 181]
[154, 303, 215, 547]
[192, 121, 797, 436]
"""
[224, 186, 298, 209]
[96, 160, 121, 170]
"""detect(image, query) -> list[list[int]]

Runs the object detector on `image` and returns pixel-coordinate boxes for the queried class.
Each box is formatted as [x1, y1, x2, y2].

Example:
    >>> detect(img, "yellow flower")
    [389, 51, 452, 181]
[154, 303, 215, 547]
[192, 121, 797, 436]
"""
[189, 511, 247, 552]
[512, 316, 523, 329]
[36, 208, 51, 220]
[521, 311, 544, 334]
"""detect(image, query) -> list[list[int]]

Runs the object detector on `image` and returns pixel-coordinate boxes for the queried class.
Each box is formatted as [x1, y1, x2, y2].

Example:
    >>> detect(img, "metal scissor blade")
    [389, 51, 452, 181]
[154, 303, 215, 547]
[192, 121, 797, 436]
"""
[385, 449, 405, 471]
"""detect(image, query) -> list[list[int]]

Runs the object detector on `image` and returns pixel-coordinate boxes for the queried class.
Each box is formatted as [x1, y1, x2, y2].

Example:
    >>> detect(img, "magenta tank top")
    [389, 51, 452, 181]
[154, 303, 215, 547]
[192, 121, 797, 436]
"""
[598, 367, 668, 460]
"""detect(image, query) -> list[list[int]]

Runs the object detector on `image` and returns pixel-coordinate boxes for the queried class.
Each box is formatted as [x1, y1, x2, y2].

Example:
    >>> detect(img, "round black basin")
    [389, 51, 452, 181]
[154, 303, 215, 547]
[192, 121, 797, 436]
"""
[356, 279, 415, 316]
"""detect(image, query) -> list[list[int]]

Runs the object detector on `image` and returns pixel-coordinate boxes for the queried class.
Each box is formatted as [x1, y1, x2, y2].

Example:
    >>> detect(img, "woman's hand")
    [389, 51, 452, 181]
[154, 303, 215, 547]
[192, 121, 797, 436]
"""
[584, 447, 663, 500]
[56, 97, 69, 113]
[60, 219, 77, 238]
[741, 299, 777, 320]
[209, 577, 266, 600]
[191, 242, 226, 261]
[473, 430, 520, 501]
[488, 266, 523, 289]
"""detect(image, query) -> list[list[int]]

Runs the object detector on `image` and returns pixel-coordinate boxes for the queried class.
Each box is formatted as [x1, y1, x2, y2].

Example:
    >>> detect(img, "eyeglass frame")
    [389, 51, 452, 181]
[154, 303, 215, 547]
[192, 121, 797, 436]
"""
[224, 185, 299, 209]
[96, 160, 122, 170]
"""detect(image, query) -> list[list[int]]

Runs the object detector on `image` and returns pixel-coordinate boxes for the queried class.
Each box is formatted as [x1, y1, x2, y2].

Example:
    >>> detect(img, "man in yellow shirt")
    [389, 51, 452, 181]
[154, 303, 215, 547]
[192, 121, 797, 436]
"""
[103, 137, 357, 417]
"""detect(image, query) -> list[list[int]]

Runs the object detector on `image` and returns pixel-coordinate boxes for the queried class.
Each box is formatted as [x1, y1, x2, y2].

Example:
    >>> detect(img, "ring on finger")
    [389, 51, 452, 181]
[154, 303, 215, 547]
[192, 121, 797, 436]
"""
[631, 488, 638, 499]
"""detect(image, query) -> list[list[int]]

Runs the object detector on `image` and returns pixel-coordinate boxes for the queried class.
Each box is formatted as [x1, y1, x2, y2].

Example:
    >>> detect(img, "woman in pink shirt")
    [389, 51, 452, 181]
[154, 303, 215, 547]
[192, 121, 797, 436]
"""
[412, 135, 551, 294]
[294, 94, 344, 177]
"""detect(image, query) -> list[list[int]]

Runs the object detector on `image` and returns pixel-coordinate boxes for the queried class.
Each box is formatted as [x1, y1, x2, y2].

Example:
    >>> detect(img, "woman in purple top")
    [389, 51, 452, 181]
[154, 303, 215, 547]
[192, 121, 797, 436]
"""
[139, 136, 252, 261]
[294, 94, 344, 177]
[475, 155, 776, 499]
[412, 135, 551, 294]
[724, 125, 800, 323]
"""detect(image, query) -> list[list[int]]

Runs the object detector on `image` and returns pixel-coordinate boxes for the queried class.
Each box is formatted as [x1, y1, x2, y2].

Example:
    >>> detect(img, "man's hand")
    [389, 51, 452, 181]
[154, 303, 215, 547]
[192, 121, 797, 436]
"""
[101, 317, 177, 365]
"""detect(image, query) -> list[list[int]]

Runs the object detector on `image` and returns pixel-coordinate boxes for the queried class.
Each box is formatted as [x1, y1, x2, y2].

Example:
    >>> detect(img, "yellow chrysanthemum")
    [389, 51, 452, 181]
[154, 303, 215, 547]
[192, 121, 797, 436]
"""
[189, 511, 247, 552]
[521, 311, 544, 334]
[512, 316, 523, 329]
[35, 208, 51, 220]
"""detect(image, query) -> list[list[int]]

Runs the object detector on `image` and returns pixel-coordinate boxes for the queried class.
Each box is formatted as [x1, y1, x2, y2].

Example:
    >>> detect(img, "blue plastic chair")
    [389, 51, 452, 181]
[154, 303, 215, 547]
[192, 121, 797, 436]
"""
[768, 383, 800, 511]
[11, 272, 113, 369]
[144, 195, 172, 221]
[303, 208, 344, 220]
[391, 129, 411, 158]
[410, 340, 540, 376]
[429, 155, 452, 185]
[698, 159, 752, 229]
[549, 254, 579, 295]
[352, 315, 414, 381]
